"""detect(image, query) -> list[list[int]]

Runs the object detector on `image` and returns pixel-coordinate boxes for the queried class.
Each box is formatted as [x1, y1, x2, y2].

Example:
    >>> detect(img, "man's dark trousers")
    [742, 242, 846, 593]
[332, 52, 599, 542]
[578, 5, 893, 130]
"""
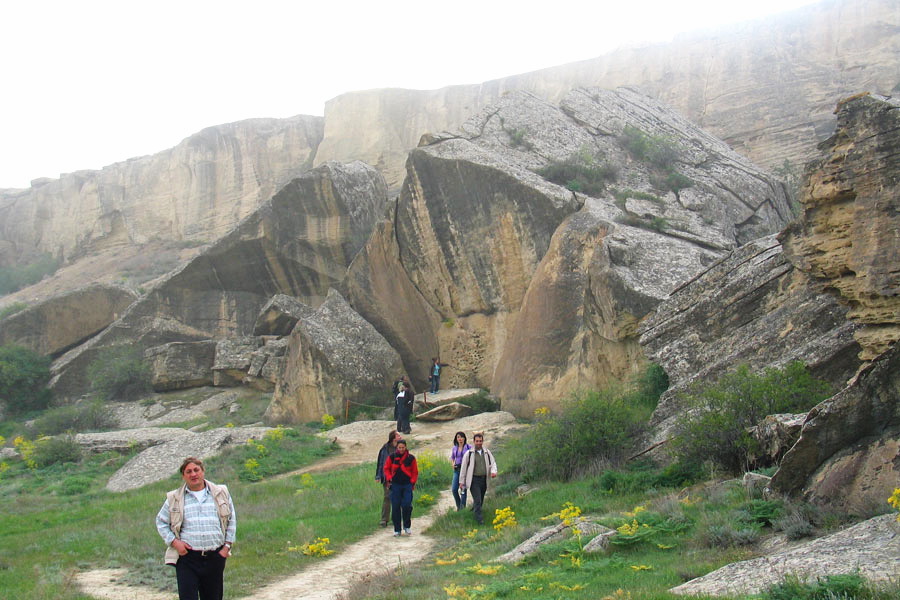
[390, 482, 413, 531]
[175, 550, 226, 600]
[470, 475, 488, 525]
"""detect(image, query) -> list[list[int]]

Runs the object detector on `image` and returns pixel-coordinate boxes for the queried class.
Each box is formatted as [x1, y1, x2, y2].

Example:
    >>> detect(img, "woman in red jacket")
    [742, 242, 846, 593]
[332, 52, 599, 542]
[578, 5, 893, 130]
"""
[383, 439, 418, 536]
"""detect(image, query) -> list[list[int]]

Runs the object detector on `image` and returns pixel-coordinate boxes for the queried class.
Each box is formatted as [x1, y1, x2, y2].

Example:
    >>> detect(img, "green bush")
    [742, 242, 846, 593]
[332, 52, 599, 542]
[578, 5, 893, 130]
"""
[597, 460, 705, 494]
[0, 345, 53, 416]
[87, 345, 153, 401]
[0, 302, 28, 320]
[671, 361, 832, 474]
[513, 364, 667, 482]
[0, 254, 59, 295]
[30, 400, 116, 435]
[535, 146, 618, 197]
[763, 574, 882, 600]
[620, 125, 680, 170]
[59, 475, 93, 496]
[33, 434, 82, 467]
[455, 390, 499, 414]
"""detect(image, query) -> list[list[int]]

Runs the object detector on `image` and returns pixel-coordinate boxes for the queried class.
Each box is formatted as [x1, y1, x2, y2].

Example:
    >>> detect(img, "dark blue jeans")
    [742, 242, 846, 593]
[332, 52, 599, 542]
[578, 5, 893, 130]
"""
[390, 482, 413, 532]
[451, 467, 467, 509]
[430, 374, 440, 393]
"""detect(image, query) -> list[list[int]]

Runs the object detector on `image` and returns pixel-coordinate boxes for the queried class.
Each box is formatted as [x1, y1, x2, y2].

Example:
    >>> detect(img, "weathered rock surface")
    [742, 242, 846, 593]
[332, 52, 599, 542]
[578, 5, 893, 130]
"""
[771, 343, 900, 515]
[346, 87, 791, 415]
[253, 294, 315, 336]
[315, 0, 900, 190]
[105, 425, 271, 492]
[670, 514, 900, 596]
[495, 518, 616, 563]
[780, 93, 900, 362]
[0, 116, 323, 265]
[50, 161, 388, 400]
[265, 289, 404, 424]
[749, 414, 807, 466]
[0, 284, 136, 356]
[145, 341, 217, 391]
[109, 389, 240, 429]
[416, 402, 474, 422]
[640, 235, 862, 435]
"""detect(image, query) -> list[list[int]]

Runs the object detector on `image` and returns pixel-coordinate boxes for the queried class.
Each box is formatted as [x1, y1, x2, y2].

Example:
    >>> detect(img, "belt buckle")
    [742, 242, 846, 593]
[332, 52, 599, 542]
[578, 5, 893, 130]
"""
[200, 549, 210, 557]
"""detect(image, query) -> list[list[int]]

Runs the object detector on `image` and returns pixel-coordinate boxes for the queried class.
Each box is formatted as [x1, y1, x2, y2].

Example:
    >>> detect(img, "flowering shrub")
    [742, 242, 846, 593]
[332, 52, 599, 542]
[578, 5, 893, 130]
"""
[320, 414, 336, 430]
[534, 407, 550, 417]
[602, 590, 632, 600]
[295, 537, 333, 557]
[434, 551, 471, 565]
[0, 462, 8, 478]
[493, 506, 517, 532]
[13, 436, 36, 469]
[415, 451, 445, 486]
[462, 528, 478, 539]
[466, 563, 504, 575]
[630, 564, 653, 571]
[247, 439, 269, 457]
[889, 488, 900, 522]
[264, 426, 286, 442]
[415, 492, 436, 507]
[242, 458, 261, 481]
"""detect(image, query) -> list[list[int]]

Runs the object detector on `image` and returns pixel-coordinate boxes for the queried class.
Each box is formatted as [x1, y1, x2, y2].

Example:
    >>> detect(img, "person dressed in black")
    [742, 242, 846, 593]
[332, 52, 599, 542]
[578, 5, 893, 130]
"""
[395, 381, 414, 434]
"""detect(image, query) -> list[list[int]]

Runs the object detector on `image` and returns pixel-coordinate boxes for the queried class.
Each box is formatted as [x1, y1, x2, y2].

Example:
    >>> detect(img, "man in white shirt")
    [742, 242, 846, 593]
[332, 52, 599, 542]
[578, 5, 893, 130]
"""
[156, 457, 236, 600]
[458, 433, 498, 525]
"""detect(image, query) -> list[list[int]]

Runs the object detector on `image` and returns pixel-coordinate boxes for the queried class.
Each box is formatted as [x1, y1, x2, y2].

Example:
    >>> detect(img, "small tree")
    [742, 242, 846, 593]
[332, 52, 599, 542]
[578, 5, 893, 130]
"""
[0, 345, 53, 416]
[671, 361, 832, 474]
[87, 345, 153, 401]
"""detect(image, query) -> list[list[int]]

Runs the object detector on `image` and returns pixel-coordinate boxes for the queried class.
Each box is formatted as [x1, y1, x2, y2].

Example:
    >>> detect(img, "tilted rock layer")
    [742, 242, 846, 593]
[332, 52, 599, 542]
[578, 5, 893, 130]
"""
[316, 0, 900, 189]
[50, 161, 387, 400]
[780, 93, 900, 361]
[345, 88, 791, 415]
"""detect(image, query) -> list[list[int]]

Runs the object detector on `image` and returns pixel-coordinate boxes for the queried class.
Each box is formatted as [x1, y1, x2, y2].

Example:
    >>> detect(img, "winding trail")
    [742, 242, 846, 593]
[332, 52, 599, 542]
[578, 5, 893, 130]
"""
[76, 405, 521, 600]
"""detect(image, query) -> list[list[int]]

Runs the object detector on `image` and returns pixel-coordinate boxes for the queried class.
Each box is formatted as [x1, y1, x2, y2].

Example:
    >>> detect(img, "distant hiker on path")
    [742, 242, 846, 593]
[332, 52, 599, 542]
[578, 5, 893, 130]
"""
[375, 430, 402, 527]
[384, 439, 419, 536]
[458, 433, 497, 526]
[429, 358, 450, 393]
[391, 376, 404, 421]
[396, 382, 414, 434]
[156, 457, 236, 600]
[449, 431, 472, 511]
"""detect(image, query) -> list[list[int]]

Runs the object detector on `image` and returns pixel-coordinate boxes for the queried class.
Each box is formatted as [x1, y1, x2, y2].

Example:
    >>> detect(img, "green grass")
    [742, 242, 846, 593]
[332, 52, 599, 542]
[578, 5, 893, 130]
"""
[0, 431, 451, 599]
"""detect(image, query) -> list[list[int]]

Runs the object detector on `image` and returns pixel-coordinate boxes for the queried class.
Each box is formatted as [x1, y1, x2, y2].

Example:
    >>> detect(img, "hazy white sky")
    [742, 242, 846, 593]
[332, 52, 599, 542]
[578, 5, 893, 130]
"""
[0, 0, 821, 189]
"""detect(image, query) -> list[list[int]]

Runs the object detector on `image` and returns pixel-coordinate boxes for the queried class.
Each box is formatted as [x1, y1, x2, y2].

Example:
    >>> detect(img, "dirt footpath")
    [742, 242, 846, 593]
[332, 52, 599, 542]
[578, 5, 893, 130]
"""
[76, 410, 523, 600]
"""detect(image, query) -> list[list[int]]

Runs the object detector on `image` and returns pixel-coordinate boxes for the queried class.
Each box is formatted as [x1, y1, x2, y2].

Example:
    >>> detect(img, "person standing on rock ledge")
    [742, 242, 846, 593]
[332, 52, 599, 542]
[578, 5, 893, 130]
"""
[429, 358, 450, 393]
[384, 439, 418, 536]
[156, 457, 236, 600]
[459, 433, 497, 526]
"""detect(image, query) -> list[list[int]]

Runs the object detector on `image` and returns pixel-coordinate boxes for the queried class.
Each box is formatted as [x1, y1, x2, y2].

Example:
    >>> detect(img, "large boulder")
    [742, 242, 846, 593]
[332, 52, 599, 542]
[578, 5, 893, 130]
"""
[49, 161, 388, 400]
[780, 93, 900, 361]
[145, 341, 217, 391]
[770, 343, 900, 515]
[345, 88, 791, 415]
[265, 289, 404, 423]
[0, 284, 136, 356]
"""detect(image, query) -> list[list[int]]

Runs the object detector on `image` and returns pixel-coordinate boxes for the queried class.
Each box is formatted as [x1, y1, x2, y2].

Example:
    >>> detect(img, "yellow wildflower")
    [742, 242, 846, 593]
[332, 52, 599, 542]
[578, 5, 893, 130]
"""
[630, 564, 653, 571]
[624, 505, 646, 517]
[493, 506, 517, 532]
[467, 563, 503, 575]
[602, 589, 632, 600]
[889, 488, 900, 521]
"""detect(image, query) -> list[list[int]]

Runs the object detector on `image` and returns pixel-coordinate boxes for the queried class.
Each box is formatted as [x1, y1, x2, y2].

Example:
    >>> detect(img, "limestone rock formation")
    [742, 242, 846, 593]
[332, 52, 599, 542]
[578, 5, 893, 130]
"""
[770, 343, 900, 515]
[49, 161, 388, 400]
[416, 402, 474, 422]
[0, 115, 323, 265]
[640, 235, 862, 434]
[145, 341, 217, 391]
[253, 294, 315, 336]
[265, 289, 404, 424]
[315, 0, 900, 189]
[780, 93, 900, 361]
[0, 284, 136, 356]
[670, 514, 900, 596]
[346, 88, 791, 415]
[495, 518, 616, 563]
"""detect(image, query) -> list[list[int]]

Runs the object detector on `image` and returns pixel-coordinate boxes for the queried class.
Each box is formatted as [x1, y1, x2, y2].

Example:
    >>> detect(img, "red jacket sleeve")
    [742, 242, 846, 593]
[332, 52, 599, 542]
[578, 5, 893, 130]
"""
[410, 458, 419, 485]
[384, 456, 396, 482]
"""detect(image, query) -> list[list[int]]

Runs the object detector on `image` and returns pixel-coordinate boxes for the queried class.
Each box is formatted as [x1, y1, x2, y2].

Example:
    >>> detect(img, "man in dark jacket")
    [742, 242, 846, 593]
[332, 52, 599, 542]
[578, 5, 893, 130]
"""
[374, 431, 402, 527]
[383, 439, 418, 536]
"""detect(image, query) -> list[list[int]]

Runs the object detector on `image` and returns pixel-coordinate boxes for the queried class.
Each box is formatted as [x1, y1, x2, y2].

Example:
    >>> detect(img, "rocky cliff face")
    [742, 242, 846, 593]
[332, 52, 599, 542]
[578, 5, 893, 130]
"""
[781, 93, 900, 362]
[49, 161, 387, 399]
[0, 116, 323, 265]
[344, 88, 791, 415]
[315, 0, 900, 189]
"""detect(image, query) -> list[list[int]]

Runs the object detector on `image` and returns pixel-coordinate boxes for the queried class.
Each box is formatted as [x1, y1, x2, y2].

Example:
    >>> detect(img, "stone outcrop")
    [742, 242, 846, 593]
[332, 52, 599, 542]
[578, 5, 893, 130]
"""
[640, 235, 863, 434]
[50, 161, 387, 400]
[416, 402, 474, 422]
[749, 414, 807, 466]
[0, 116, 323, 265]
[670, 514, 900, 596]
[315, 0, 900, 190]
[770, 343, 900, 515]
[253, 294, 315, 336]
[0, 284, 136, 356]
[265, 289, 404, 424]
[104, 425, 272, 492]
[780, 93, 900, 362]
[345, 87, 791, 415]
[145, 341, 217, 391]
[495, 518, 616, 563]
